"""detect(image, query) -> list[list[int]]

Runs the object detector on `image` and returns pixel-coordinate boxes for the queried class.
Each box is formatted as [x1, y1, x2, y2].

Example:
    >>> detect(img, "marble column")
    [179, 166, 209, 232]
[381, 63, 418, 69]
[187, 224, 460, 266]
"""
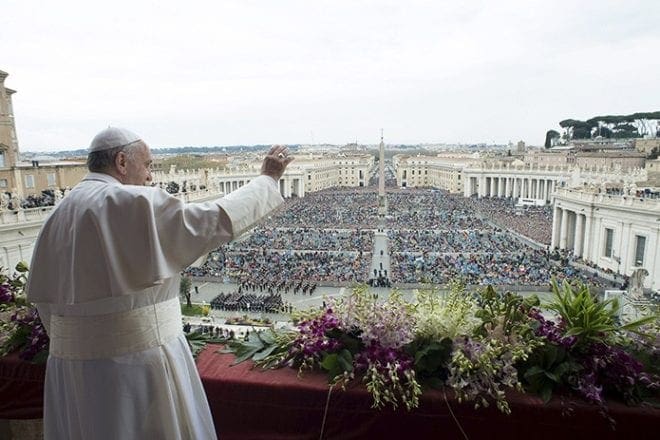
[551, 206, 560, 249]
[559, 208, 569, 249]
[511, 178, 517, 198]
[582, 215, 592, 262]
[574, 214, 584, 257]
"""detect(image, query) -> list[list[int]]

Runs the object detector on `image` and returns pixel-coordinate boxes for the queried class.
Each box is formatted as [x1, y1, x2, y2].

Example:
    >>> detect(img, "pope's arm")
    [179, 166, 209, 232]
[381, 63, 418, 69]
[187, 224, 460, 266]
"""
[153, 174, 284, 275]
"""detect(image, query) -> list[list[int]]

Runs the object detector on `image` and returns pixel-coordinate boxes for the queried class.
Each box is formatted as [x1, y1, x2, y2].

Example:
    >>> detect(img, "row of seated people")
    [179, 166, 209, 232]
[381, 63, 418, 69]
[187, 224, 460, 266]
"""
[210, 292, 284, 313]
[238, 279, 318, 296]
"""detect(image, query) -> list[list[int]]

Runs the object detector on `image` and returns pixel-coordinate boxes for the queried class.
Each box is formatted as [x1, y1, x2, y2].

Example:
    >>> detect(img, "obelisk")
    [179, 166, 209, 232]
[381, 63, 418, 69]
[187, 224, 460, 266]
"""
[377, 130, 387, 216]
[372, 130, 390, 286]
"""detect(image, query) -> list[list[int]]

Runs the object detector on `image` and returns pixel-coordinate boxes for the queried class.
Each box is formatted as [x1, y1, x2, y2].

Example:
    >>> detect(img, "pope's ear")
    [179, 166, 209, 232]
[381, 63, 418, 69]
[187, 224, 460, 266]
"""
[115, 151, 128, 175]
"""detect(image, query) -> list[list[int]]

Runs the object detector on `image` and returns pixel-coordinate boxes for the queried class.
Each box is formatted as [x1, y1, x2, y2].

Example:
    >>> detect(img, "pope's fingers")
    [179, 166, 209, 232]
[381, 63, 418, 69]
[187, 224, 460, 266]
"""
[267, 145, 279, 155]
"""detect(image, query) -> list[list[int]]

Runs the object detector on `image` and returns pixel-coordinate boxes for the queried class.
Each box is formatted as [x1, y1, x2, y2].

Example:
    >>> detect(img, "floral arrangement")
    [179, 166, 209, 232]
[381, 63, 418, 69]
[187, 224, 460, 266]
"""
[0, 263, 49, 363]
[226, 280, 659, 417]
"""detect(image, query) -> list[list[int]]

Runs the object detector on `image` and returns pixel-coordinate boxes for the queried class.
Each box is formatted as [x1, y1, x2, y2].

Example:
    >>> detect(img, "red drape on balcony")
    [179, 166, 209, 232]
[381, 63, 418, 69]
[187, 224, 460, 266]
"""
[2, 345, 659, 440]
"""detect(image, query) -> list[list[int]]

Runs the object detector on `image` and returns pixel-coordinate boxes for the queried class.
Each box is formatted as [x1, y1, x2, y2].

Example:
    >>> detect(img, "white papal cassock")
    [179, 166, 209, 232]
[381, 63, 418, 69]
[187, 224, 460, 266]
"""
[26, 172, 284, 440]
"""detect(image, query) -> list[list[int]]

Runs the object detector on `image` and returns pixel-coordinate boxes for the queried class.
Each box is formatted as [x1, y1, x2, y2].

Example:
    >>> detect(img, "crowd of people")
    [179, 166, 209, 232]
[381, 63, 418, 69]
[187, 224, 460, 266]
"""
[1, 189, 64, 211]
[209, 292, 286, 313]
[238, 278, 317, 296]
[270, 188, 379, 228]
[231, 227, 374, 252]
[462, 196, 553, 245]
[222, 250, 370, 284]
[385, 191, 488, 230]
[181, 185, 619, 291]
[388, 230, 522, 253]
[185, 249, 369, 286]
[390, 250, 611, 287]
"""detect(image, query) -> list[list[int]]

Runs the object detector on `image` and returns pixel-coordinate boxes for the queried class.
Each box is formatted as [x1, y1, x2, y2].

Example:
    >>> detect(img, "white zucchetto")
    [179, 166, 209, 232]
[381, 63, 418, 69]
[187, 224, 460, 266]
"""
[89, 127, 142, 152]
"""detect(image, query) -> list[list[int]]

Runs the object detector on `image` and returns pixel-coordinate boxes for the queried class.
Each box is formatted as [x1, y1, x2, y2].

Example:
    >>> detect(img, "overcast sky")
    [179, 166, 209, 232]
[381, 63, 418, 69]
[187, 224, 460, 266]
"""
[2, 0, 659, 151]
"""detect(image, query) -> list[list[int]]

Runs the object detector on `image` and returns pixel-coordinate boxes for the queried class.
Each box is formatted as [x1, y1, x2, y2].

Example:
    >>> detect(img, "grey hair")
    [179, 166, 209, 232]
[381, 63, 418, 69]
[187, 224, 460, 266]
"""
[86, 141, 144, 172]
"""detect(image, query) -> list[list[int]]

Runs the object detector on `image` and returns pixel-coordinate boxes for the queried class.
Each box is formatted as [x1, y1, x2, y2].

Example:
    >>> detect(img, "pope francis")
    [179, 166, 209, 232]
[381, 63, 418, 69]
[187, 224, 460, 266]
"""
[26, 127, 293, 439]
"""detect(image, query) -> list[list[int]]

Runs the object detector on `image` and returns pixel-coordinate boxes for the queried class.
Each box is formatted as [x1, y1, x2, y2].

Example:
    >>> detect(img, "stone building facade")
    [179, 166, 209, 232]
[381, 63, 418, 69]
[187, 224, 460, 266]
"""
[393, 153, 478, 193]
[0, 70, 87, 198]
[551, 187, 659, 290]
[151, 152, 374, 199]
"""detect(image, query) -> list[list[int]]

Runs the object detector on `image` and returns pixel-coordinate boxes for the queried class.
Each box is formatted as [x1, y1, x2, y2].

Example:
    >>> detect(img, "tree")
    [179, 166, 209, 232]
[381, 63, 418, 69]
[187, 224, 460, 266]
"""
[599, 126, 613, 138]
[166, 181, 180, 194]
[544, 130, 560, 149]
[180, 276, 192, 308]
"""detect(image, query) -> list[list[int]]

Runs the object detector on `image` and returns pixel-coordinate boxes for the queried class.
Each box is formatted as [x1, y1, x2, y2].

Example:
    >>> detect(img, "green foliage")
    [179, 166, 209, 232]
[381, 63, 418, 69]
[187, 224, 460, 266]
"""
[547, 279, 618, 346]
[414, 282, 479, 341]
[223, 282, 658, 416]
[475, 286, 540, 338]
[519, 344, 581, 403]
[544, 130, 560, 149]
[181, 304, 205, 316]
[406, 337, 452, 387]
[179, 276, 192, 307]
[159, 155, 224, 171]
[572, 126, 592, 139]
[224, 328, 297, 368]
[557, 111, 660, 140]
[547, 279, 656, 346]
[185, 332, 225, 358]
[0, 263, 49, 362]
[320, 349, 354, 382]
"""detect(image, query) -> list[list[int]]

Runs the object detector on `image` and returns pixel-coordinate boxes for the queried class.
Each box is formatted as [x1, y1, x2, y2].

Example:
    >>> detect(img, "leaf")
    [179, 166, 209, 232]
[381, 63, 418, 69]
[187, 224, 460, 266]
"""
[543, 371, 559, 383]
[337, 349, 354, 373]
[321, 353, 345, 381]
[524, 366, 545, 379]
[252, 344, 278, 362]
[540, 385, 553, 404]
[620, 315, 658, 331]
[257, 329, 276, 345]
[338, 332, 363, 355]
[321, 353, 338, 371]
[565, 327, 584, 337]
[232, 346, 262, 365]
[543, 344, 558, 366]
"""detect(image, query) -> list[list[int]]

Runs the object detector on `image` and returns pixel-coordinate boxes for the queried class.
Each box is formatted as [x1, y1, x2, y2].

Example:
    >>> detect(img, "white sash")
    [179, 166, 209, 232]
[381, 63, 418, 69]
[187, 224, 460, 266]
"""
[49, 298, 182, 360]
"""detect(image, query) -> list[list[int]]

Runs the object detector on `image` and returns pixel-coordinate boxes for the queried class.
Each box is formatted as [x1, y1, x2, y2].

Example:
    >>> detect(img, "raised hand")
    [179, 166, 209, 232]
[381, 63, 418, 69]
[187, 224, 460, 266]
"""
[261, 145, 294, 181]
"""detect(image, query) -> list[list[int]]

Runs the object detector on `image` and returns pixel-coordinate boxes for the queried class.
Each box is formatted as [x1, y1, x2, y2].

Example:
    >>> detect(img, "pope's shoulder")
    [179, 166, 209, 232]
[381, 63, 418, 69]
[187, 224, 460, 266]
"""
[53, 181, 177, 216]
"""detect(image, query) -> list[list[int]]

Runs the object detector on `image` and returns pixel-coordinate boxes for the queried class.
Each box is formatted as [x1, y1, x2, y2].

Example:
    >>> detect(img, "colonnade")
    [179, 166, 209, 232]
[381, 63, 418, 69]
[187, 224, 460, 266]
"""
[465, 174, 559, 202]
[214, 176, 304, 198]
[550, 206, 592, 259]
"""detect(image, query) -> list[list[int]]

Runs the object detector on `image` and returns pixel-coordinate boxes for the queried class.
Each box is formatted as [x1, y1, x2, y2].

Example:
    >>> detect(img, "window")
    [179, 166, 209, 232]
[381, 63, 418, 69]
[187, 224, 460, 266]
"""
[47, 173, 56, 186]
[634, 235, 646, 266]
[0, 179, 7, 188]
[0, 151, 5, 168]
[25, 174, 35, 189]
[603, 228, 613, 258]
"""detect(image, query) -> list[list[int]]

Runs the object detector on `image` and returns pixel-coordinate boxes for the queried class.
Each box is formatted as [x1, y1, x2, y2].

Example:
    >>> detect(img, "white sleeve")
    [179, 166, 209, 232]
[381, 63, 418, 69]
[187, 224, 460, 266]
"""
[215, 175, 284, 239]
